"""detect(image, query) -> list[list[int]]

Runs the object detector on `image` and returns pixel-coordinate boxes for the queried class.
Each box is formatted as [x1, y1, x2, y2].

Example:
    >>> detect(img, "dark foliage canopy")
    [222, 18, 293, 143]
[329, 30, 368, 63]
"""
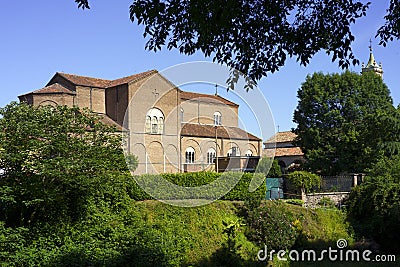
[74, 0, 399, 84]
[293, 71, 398, 175]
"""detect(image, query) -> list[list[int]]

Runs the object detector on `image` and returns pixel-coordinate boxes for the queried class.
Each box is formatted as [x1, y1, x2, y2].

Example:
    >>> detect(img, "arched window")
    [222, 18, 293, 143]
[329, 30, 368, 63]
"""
[151, 116, 158, 133]
[145, 116, 151, 133]
[145, 108, 164, 134]
[158, 117, 164, 133]
[227, 147, 240, 157]
[207, 148, 216, 164]
[185, 147, 195, 163]
[213, 111, 222, 126]
[245, 150, 253, 157]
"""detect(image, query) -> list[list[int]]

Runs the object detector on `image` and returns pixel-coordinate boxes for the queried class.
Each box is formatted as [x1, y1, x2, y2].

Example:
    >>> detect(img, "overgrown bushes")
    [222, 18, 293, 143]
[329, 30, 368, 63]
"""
[0, 200, 356, 267]
[347, 156, 400, 252]
[246, 201, 299, 250]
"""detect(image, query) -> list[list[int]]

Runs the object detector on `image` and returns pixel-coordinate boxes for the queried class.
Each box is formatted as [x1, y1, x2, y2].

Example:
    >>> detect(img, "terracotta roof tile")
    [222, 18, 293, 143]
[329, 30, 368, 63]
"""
[274, 147, 304, 157]
[57, 72, 111, 88]
[20, 83, 76, 96]
[180, 90, 238, 107]
[265, 131, 297, 144]
[107, 70, 157, 87]
[56, 70, 157, 88]
[49, 71, 239, 109]
[181, 123, 260, 141]
[98, 114, 123, 131]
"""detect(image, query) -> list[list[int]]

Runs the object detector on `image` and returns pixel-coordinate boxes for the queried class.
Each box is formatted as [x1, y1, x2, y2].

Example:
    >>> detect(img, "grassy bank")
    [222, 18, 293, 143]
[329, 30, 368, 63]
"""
[1, 199, 358, 266]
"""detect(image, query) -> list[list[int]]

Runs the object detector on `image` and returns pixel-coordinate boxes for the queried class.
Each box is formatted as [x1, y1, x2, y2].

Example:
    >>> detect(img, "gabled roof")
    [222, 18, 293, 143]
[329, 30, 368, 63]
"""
[52, 70, 158, 88]
[44, 71, 238, 109]
[180, 90, 238, 107]
[181, 123, 260, 141]
[19, 83, 76, 97]
[56, 72, 111, 88]
[107, 70, 157, 87]
[264, 131, 304, 157]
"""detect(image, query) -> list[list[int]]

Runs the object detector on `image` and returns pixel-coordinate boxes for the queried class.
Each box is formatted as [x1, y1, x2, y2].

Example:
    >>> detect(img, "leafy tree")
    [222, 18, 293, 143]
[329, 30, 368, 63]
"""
[0, 102, 136, 226]
[362, 105, 400, 157]
[256, 158, 282, 177]
[347, 155, 400, 252]
[74, 0, 400, 85]
[286, 171, 321, 193]
[293, 71, 396, 175]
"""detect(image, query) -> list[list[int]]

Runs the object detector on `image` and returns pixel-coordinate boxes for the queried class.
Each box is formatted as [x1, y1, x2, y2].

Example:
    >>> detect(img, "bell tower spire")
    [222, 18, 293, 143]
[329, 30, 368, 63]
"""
[362, 39, 383, 78]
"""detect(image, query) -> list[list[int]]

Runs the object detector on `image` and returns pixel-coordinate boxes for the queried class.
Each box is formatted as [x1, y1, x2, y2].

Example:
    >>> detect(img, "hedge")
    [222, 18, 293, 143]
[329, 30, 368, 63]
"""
[124, 172, 266, 201]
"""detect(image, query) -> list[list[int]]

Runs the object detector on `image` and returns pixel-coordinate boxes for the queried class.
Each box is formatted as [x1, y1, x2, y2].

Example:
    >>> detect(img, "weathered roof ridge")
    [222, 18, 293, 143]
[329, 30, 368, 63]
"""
[54, 70, 158, 88]
[19, 83, 76, 97]
[181, 123, 260, 141]
[265, 131, 297, 144]
[56, 72, 111, 88]
[107, 70, 158, 87]
[179, 90, 238, 107]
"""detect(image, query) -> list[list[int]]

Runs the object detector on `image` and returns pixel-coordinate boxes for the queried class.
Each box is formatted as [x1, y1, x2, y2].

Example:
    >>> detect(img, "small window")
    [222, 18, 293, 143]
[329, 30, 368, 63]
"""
[207, 148, 216, 164]
[185, 147, 195, 163]
[213, 111, 222, 126]
[145, 116, 151, 133]
[227, 147, 239, 157]
[151, 116, 158, 134]
[245, 150, 253, 157]
[158, 117, 164, 134]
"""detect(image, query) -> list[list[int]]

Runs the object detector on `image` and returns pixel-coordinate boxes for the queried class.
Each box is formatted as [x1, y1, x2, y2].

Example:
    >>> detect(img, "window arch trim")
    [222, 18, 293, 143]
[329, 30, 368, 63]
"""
[185, 147, 195, 164]
[145, 108, 164, 134]
[213, 111, 222, 126]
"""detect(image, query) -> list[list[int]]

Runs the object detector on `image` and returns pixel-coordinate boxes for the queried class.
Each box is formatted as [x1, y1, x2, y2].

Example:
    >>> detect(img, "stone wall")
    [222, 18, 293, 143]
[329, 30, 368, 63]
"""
[303, 192, 350, 208]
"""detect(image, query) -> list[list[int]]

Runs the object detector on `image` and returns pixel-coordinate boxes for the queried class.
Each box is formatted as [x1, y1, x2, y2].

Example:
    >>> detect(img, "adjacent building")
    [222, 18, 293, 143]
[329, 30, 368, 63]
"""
[263, 131, 304, 173]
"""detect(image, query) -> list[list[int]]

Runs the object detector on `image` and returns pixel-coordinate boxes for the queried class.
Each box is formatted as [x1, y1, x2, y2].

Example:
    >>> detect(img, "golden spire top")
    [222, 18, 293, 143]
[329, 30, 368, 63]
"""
[362, 39, 383, 78]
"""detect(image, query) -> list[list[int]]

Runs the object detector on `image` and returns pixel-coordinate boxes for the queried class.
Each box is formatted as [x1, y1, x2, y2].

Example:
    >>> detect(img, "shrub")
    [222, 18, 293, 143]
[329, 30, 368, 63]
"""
[224, 172, 266, 201]
[347, 156, 400, 252]
[246, 202, 299, 250]
[286, 171, 321, 193]
[284, 199, 304, 206]
[318, 197, 335, 208]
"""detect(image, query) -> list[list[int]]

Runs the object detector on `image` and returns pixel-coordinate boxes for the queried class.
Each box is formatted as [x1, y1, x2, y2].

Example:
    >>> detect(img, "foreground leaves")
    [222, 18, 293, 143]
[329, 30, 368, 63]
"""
[0, 102, 135, 226]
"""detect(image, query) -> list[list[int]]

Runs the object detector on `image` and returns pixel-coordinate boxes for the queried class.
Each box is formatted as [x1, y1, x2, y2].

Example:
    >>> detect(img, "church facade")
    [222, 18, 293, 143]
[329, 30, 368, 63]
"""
[19, 70, 261, 174]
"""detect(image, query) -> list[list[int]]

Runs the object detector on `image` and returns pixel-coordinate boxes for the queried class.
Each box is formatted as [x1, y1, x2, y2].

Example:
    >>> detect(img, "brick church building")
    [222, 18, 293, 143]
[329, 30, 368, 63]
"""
[19, 70, 261, 174]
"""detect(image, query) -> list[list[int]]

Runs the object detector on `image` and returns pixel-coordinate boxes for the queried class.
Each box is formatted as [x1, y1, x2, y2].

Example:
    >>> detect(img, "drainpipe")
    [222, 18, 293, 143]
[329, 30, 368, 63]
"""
[89, 87, 93, 111]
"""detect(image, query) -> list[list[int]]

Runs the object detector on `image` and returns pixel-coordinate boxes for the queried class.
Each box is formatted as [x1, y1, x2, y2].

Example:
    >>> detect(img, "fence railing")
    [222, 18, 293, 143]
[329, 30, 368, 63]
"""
[281, 174, 359, 200]
[316, 175, 354, 192]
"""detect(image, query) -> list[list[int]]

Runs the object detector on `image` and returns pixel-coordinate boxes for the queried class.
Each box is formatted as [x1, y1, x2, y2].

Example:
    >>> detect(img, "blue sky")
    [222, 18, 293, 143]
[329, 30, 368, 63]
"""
[1, 1, 399, 137]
